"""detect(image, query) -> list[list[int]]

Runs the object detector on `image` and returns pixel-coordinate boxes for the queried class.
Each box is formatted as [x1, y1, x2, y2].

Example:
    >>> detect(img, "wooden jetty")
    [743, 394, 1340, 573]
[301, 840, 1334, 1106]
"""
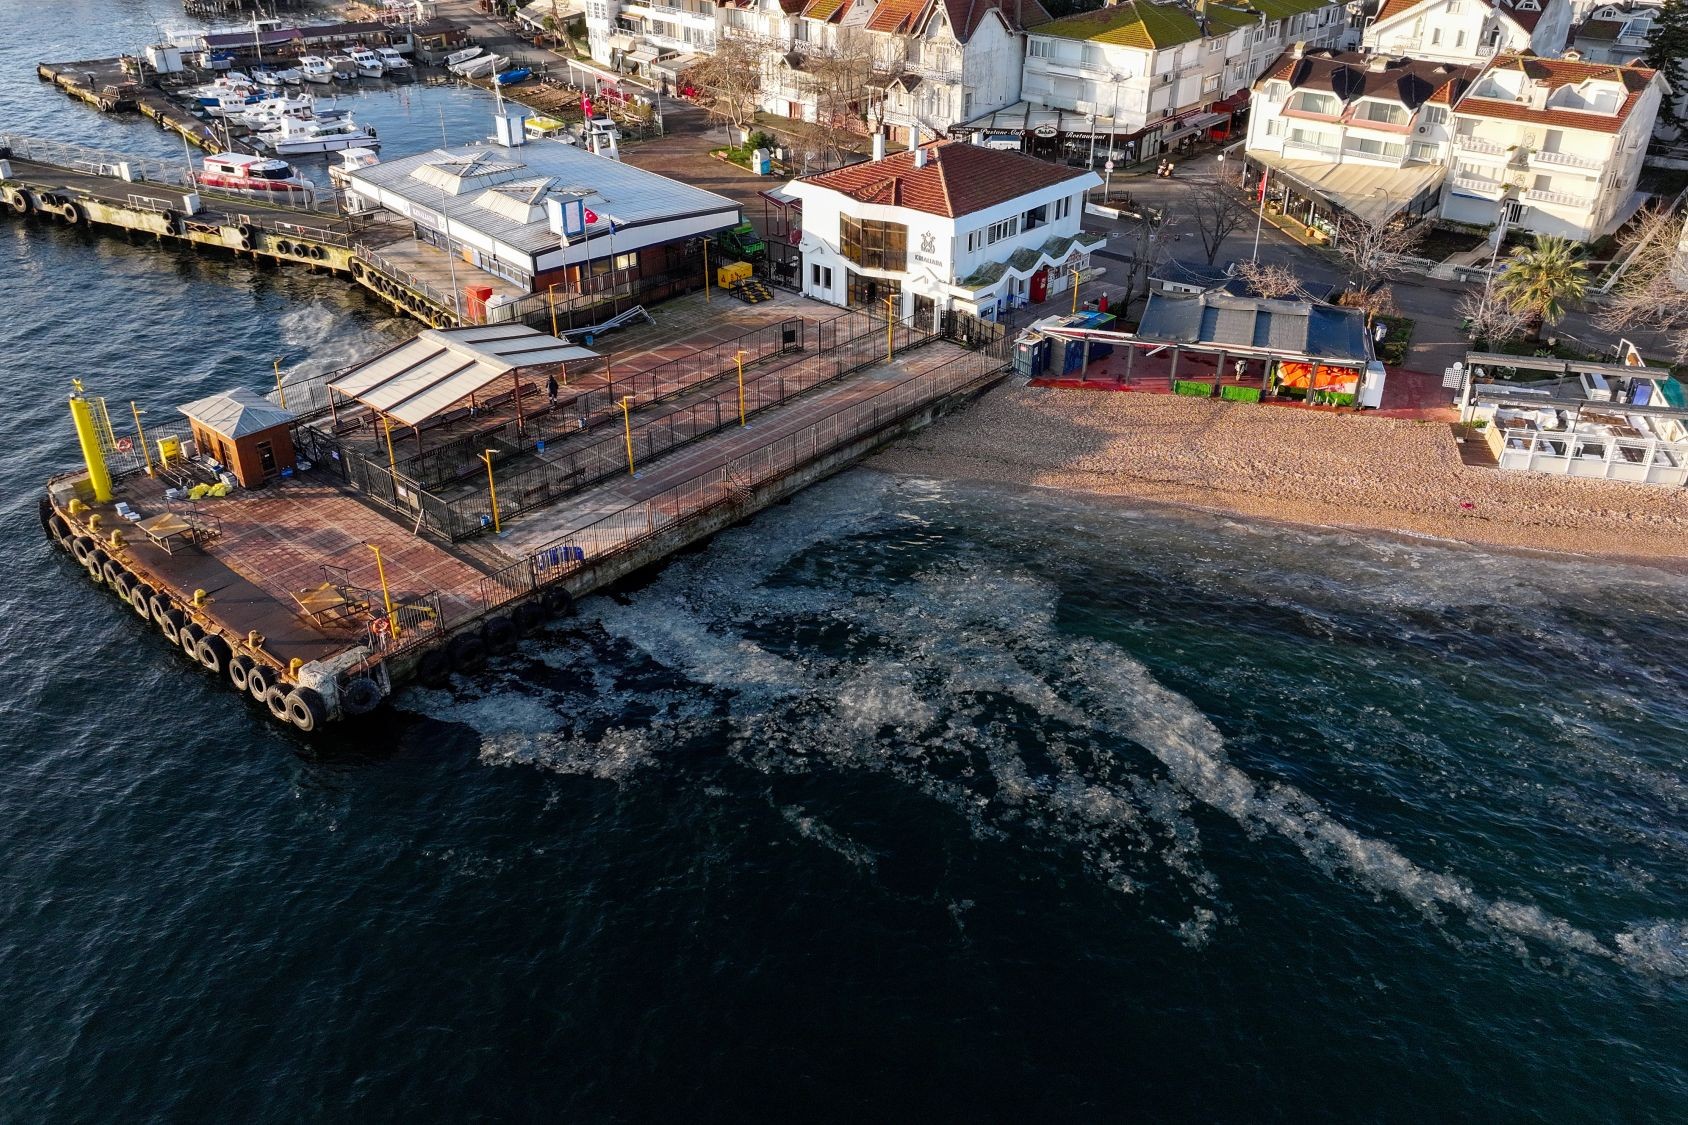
[37, 58, 252, 154]
[39, 293, 1012, 734]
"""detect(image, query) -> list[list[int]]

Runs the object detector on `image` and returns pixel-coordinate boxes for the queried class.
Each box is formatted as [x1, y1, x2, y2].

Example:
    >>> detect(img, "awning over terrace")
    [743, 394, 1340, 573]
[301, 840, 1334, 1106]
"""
[328, 325, 596, 428]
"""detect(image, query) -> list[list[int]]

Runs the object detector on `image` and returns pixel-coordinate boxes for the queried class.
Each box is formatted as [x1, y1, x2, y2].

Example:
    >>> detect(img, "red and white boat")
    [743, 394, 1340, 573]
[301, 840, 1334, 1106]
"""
[195, 153, 315, 201]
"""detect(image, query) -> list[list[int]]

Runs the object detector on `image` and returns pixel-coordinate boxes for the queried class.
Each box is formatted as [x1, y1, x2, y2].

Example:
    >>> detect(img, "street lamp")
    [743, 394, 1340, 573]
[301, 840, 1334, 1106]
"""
[1070, 260, 1084, 314]
[366, 542, 399, 640]
[619, 395, 637, 476]
[482, 448, 502, 535]
[734, 348, 748, 426]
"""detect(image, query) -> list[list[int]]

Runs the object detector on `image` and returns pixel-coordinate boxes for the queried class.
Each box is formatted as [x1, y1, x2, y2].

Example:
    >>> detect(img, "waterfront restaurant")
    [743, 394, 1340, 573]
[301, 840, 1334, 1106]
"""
[336, 126, 742, 299]
[781, 139, 1104, 326]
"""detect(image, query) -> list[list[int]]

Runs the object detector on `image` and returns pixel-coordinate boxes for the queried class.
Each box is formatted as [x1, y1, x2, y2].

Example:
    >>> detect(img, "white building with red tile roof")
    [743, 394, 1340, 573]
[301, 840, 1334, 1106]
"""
[782, 139, 1103, 321]
[1362, 0, 1573, 64]
[1443, 52, 1664, 238]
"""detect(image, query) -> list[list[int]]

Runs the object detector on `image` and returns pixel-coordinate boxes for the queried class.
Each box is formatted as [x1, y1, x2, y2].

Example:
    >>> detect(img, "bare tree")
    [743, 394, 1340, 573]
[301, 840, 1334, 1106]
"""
[1184, 179, 1249, 267]
[1232, 258, 1307, 299]
[802, 28, 884, 160]
[1597, 203, 1688, 362]
[1331, 213, 1422, 323]
[686, 32, 765, 134]
[1454, 283, 1530, 350]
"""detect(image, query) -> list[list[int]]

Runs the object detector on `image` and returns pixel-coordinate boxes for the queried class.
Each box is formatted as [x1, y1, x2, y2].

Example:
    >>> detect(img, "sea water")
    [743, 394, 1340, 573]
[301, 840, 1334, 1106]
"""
[1, 4, 1685, 1120]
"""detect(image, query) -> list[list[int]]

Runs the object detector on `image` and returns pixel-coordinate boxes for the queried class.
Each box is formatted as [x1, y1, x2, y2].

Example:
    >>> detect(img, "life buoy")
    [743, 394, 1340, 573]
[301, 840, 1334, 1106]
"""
[129, 582, 155, 620]
[247, 663, 275, 703]
[285, 687, 327, 732]
[196, 633, 232, 676]
[264, 682, 291, 722]
[228, 653, 254, 693]
[159, 608, 184, 646]
[416, 648, 451, 687]
[71, 535, 97, 567]
[449, 631, 485, 673]
[179, 621, 205, 659]
[482, 616, 517, 654]
[339, 675, 384, 716]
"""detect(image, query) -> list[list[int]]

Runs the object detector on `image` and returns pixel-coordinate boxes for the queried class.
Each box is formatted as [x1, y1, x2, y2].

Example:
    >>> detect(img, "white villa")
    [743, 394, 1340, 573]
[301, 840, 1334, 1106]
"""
[962, 0, 1344, 163]
[1246, 47, 1476, 227]
[1443, 52, 1664, 239]
[1360, 0, 1574, 64]
[782, 139, 1104, 323]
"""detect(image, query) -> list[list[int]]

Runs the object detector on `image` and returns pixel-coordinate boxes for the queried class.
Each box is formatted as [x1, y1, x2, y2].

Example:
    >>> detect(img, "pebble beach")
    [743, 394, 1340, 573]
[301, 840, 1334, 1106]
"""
[870, 385, 1688, 566]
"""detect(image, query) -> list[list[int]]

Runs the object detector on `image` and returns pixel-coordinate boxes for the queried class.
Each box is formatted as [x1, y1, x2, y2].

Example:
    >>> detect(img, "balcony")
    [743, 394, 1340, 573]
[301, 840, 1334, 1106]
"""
[1282, 138, 1341, 160]
[1455, 135, 1505, 156]
[1452, 175, 1505, 199]
[1526, 187, 1594, 208]
[1531, 148, 1605, 172]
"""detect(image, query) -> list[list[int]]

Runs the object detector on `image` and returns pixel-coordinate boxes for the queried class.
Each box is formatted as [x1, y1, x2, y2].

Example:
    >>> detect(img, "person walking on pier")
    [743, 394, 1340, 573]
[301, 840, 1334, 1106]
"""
[547, 373, 559, 408]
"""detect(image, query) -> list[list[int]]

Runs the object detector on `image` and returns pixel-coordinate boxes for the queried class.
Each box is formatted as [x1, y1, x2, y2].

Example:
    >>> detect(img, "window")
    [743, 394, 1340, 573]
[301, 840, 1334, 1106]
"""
[1409, 141, 1439, 161]
[840, 216, 908, 270]
[986, 216, 1019, 244]
[1023, 203, 1049, 231]
[1202, 74, 1220, 93]
[1431, 27, 1442, 45]
[1083, 44, 1104, 69]
[1345, 136, 1405, 159]
[1266, 117, 1284, 136]
[1355, 101, 1408, 126]
[1286, 90, 1340, 115]
[1209, 39, 1223, 53]
[810, 263, 833, 290]
[967, 229, 984, 252]
[1027, 39, 1049, 59]
[1422, 105, 1448, 125]
[1454, 30, 1466, 47]
[1533, 173, 1553, 191]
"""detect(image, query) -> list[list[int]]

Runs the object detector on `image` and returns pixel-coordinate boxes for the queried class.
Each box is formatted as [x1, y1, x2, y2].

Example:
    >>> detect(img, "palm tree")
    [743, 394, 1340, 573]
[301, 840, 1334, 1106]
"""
[1495, 234, 1588, 342]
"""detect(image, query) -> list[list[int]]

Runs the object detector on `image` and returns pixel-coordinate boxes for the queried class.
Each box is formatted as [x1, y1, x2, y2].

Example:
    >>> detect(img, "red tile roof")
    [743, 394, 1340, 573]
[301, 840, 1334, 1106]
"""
[1374, 0, 1552, 32]
[1255, 48, 1476, 109]
[1453, 52, 1658, 133]
[866, 0, 929, 33]
[800, 140, 1091, 218]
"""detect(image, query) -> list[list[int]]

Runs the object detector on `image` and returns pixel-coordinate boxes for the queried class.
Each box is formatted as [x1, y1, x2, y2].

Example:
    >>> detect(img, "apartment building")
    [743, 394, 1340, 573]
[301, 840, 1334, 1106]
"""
[1245, 47, 1476, 228]
[1360, 0, 1574, 64]
[962, 0, 1344, 165]
[783, 140, 1104, 321]
[1443, 53, 1663, 239]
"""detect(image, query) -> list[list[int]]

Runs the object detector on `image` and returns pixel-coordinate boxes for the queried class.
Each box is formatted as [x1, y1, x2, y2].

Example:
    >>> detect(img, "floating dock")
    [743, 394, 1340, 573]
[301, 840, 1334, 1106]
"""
[39, 292, 1012, 733]
[37, 58, 252, 153]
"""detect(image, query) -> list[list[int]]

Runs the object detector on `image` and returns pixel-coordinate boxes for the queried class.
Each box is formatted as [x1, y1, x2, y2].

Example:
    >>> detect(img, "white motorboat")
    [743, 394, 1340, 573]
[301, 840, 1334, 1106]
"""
[260, 113, 379, 154]
[186, 78, 262, 119]
[442, 45, 483, 68]
[346, 48, 384, 79]
[252, 68, 284, 88]
[196, 152, 315, 201]
[326, 55, 358, 81]
[269, 65, 302, 85]
[375, 47, 413, 80]
[298, 55, 335, 84]
[452, 53, 504, 79]
[234, 92, 315, 128]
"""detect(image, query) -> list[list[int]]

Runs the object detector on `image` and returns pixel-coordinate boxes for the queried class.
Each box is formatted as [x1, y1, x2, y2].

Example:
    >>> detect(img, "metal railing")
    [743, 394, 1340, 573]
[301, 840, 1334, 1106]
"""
[0, 133, 189, 186]
[436, 310, 940, 538]
[1524, 187, 1592, 208]
[1531, 148, 1604, 171]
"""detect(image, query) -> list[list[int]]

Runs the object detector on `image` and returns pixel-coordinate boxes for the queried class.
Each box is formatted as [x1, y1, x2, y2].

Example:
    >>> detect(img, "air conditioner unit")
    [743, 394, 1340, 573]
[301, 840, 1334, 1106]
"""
[1416, 125, 1428, 134]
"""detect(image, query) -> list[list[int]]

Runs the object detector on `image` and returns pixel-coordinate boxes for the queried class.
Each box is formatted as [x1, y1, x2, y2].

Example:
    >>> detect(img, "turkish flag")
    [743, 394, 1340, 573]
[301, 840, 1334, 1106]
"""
[584, 207, 598, 225]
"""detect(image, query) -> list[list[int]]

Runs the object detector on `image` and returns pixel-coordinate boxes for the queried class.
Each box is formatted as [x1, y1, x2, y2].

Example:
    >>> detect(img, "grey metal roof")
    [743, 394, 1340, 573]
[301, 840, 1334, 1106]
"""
[1137, 292, 1372, 364]
[328, 324, 597, 428]
[344, 142, 741, 256]
[178, 388, 297, 438]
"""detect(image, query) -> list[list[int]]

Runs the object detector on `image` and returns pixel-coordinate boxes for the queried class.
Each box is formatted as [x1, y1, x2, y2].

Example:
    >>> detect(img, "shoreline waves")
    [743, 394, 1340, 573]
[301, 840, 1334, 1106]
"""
[870, 385, 1688, 570]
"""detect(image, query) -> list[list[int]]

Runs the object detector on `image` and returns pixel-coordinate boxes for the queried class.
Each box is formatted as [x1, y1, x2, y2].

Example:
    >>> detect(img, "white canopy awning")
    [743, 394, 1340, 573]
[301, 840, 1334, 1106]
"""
[627, 46, 660, 65]
[1250, 152, 1446, 226]
[329, 325, 597, 428]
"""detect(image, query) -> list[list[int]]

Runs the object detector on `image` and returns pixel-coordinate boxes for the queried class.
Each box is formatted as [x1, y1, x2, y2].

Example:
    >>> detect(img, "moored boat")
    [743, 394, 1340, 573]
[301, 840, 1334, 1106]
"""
[493, 67, 531, 86]
[375, 47, 413, 79]
[326, 54, 357, 81]
[298, 55, 334, 84]
[347, 48, 384, 79]
[195, 152, 315, 201]
[259, 113, 378, 154]
[442, 45, 483, 68]
[452, 54, 504, 79]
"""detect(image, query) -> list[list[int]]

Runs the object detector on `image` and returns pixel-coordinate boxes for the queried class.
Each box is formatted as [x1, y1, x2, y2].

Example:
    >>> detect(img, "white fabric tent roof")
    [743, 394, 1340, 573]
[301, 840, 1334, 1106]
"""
[328, 325, 597, 428]
[1250, 153, 1446, 226]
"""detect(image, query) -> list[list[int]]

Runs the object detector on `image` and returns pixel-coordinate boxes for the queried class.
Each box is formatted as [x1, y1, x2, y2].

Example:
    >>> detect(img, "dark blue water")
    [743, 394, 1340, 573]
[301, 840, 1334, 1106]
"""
[4, 5, 1688, 1121]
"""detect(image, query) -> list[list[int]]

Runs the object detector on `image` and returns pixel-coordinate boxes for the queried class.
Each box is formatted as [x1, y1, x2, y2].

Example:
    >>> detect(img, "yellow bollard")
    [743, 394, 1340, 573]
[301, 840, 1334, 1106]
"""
[247, 630, 265, 650]
[68, 498, 87, 515]
[108, 529, 125, 549]
[88, 513, 103, 531]
[192, 589, 209, 607]
[287, 657, 303, 678]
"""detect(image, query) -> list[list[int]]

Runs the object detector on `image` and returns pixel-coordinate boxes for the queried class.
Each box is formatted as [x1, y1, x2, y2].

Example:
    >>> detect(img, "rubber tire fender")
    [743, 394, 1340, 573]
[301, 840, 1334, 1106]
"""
[415, 648, 451, 687]
[236, 222, 255, 251]
[149, 592, 174, 628]
[285, 687, 328, 732]
[102, 559, 127, 590]
[60, 201, 83, 225]
[47, 513, 71, 546]
[228, 653, 254, 693]
[310, 244, 325, 260]
[449, 631, 486, 673]
[276, 240, 293, 256]
[247, 663, 275, 704]
[71, 535, 97, 567]
[482, 615, 518, 654]
[264, 682, 292, 723]
[197, 633, 232, 677]
[159, 608, 184, 646]
[129, 582, 155, 620]
[339, 675, 384, 716]
[179, 621, 205, 660]
[513, 600, 545, 635]
[350, 260, 365, 280]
